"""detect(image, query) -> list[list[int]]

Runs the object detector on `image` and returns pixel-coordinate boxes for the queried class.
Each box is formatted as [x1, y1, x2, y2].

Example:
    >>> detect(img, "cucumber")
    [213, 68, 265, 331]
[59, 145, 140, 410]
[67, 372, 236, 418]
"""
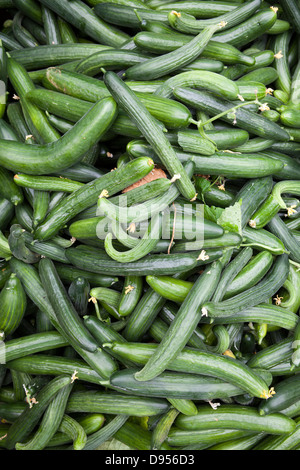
[201, 254, 289, 318]
[0, 97, 117, 174]
[34, 157, 155, 241]
[66, 244, 224, 276]
[105, 342, 272, 398]
[38, 0, 129, 47]
[0, 273, 26, 335]
[213, 8, 278, 47]
[133, 32, 255, 65]
[9, 44, 112, 71]
[109, 368, 264, 401]
[5, 375, 72, 450]
[259, 375, 300, 416]
[172, 87, 290, 142]
[223, 251, 273, 299]
[167, 0, 262, 35]
[175, 404, 295, 434]
[66, 390, 170, 417]
[103, 70, 196, 200]
[134, 262, 222, 382]
[38, 258, 101, 353]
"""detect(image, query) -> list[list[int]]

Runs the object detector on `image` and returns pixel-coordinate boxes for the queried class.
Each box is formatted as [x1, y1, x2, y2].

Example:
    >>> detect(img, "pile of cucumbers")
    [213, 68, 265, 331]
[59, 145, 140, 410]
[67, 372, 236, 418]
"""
[0, 0, 300, 451]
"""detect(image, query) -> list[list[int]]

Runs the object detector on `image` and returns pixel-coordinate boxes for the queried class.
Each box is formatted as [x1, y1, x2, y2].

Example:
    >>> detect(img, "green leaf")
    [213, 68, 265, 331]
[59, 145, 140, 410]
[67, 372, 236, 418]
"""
[217, 201, 242, 235]
[204, 204, 224, 223]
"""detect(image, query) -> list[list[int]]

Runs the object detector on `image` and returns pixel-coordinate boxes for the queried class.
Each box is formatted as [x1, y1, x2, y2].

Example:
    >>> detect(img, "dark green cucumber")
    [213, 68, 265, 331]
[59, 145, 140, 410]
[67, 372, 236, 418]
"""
[10, 44, 113, 70]
[105, 342, 271, 398]
[247, 338, 293, 369]
[118, 276, 143, 317]
[133, 32, 255, 65]
[109, 368, 264, 401]
[155, 70, 239, 100]
[233, 177, 273, 228]
[223, 251, 273, 299]
[167, 0, 262, 35]
[201, 304, 298, 331]
[201, 254, 289, 318]
[0, 97, 117, 174]
[242, 225, 286, 255]
[267, 214, 300, 263]
[5, 375, 72, 450]
[259, 375, 300, 416]
[94, 3, 169, 27]
[127, 141, 284, 178]
[38, 258, 100, 353]
[172, 87, 290, 142]
[66, 390, 169, 417]
[7, 354, 105, 385]
[0, 167, 23, 206]
[4, 332, 67, 362]
[9, 258, 118, 380]
[175, 404, 295, 434]
[124, 23, 224, 80]
[68, 277, 90, 317]
[76, 49, 150, 77]
[38, 0, 129, 47]
[103, 70, 196, 200]
[0, 273, 26, 335]
[134, 262, 222, 382]
[66, 244, 224, 276]
[14, 174, 84, 193]
[41, 5, 62, 45]
[213, 8, 278, 47]
[34, 157, 155, 241]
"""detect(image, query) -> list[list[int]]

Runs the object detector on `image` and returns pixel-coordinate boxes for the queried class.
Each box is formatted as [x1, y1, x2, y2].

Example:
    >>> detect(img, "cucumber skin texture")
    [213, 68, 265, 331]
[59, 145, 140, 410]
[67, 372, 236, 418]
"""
[155, 70, 239, 100]
[66, 390, 170, 417]
[233, 176, 273, 228]
[124, 24, 221, 81]
[7, 354, 105, 385]
[39, 0, 129, 47]
[127, 141, 285, 178]
[213, 9, 278, 47]
[34, 157, 155, 241]
[107, 342, 271, 398]
[0, 97, 117, 175]
[4, 332, 68, 363]
[134, 262, 222, 382]
[8, 258, 118, 381]
[5, 375, 72, 450]
[10, 44, 113, 70]
[109, 369, 253, 401]
[69, 215, 224, 241]
[259, 376, 300, 416]
[223, 251, 273, 299]
[202, 254, 290, 318]
[146, 276, 193, 303]
[175, 405, 296, 434]
[200, 304, 298, 331]
[103, 71, 196, 200]
[173, 87, 290, 142]
[0, 274, 27, 335]
[38, 258, 101, 354]
[268, 215, 300, 264]
[28, 85, 193, 130]
[118, 275, 143, 316]
[66, 244, 224, 276]
[247, 338, 293, 369]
